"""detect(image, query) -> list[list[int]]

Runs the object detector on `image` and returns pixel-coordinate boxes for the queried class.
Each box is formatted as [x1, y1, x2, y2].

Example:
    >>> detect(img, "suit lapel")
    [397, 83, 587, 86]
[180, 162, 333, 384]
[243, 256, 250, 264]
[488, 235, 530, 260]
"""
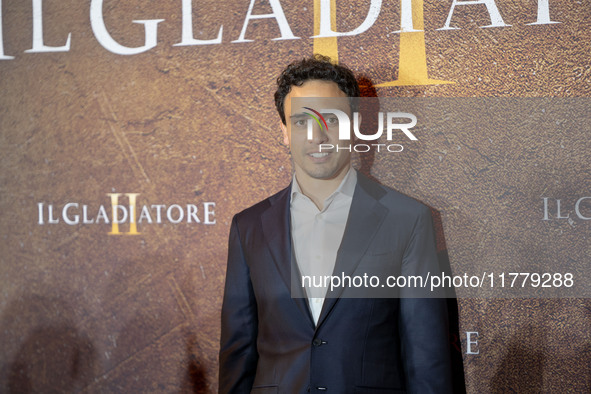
[316, 174, 388, 328]
[261, 185, 315, 327]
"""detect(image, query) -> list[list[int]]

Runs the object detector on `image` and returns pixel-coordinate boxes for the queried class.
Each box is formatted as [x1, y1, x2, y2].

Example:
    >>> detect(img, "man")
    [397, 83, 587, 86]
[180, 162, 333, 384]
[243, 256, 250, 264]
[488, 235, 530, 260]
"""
[219, 55, 452, 393]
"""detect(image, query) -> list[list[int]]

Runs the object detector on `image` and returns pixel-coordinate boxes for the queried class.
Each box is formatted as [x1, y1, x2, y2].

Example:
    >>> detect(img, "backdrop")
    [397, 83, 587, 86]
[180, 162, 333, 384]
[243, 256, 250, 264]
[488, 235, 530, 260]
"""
[1, 0, 590, 392]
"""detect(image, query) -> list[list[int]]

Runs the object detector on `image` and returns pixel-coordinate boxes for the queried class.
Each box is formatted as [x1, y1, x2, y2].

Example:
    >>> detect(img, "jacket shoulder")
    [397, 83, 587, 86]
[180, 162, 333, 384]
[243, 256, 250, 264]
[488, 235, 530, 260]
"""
[233, 185, 290, 224]
[358, 173, 430, 216]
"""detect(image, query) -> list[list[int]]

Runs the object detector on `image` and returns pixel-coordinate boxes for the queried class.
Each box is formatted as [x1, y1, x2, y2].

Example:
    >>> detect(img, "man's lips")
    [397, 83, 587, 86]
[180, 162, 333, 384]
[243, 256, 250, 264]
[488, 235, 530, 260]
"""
[308, 152, 330, 158]
[307, 151, 332, 162]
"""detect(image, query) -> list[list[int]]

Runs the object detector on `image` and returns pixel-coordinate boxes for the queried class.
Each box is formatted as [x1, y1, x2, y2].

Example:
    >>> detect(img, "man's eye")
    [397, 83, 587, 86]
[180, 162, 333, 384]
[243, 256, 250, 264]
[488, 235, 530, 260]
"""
[326, 116, 339, 125]
[294, 119, 307, 127]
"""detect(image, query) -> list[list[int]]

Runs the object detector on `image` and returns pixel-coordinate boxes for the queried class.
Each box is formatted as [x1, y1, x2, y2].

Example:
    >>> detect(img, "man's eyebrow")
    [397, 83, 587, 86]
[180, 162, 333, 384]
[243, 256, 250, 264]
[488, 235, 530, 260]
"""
[289, 113, 308, 118]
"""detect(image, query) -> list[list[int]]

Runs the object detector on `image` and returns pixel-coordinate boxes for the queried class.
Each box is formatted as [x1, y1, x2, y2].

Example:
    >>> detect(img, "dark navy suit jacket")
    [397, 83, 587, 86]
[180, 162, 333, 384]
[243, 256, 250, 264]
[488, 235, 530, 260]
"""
[219, 172, 452, 393]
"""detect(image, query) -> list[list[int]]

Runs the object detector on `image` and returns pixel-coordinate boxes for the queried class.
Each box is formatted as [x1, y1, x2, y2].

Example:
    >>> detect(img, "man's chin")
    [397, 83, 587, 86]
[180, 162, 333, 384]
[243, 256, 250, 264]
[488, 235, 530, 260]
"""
[302, 165, 348, 181]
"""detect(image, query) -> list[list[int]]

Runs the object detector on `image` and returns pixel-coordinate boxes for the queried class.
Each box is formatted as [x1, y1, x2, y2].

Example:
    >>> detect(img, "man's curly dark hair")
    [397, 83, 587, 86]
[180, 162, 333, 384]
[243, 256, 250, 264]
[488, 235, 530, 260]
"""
[274, 54, 360, 125]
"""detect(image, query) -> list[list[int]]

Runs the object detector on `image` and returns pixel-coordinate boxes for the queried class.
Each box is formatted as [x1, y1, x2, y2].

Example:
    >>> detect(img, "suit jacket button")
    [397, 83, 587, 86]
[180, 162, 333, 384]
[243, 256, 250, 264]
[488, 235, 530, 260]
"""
[312, 338, 322, 346]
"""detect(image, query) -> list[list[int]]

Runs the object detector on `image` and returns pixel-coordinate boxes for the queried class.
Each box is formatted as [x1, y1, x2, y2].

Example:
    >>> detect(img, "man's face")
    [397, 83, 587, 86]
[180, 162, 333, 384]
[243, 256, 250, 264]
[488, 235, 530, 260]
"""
[281, 80, 353, 182]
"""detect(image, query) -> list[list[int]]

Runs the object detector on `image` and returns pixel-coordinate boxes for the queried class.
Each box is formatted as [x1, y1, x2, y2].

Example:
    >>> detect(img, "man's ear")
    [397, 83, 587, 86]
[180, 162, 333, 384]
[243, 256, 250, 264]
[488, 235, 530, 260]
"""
[280, 122, 289, 145]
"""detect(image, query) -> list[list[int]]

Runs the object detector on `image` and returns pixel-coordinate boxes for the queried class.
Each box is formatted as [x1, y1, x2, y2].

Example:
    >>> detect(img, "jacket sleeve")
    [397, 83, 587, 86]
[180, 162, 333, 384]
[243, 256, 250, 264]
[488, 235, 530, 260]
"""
[399, 206, 453, 394]
[219, 215, 259, 393]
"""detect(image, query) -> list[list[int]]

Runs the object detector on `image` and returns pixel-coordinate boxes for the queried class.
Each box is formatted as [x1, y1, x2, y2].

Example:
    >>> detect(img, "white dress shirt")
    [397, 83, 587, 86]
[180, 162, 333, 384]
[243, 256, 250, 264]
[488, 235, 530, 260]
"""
[290, 168, 357, 325]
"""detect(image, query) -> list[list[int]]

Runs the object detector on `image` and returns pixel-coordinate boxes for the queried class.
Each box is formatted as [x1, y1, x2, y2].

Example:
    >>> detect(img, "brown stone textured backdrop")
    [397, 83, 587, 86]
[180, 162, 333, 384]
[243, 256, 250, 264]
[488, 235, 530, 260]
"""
[0, 0, 589, 392]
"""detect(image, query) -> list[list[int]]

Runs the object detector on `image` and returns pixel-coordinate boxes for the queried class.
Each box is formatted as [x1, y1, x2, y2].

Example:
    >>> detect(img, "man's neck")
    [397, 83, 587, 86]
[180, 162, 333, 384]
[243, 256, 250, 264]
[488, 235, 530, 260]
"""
[294, 165, 351, 210]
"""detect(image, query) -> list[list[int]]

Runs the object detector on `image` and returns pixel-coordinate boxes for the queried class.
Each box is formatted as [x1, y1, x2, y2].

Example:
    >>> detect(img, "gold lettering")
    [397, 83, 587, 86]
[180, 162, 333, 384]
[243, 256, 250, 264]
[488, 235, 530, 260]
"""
[108, 193, 140, 235]
[377, 0, 453, 87]
[126, 193, 140, 234]
[108, 193, 122, 234]
[313, 0, 338, 61]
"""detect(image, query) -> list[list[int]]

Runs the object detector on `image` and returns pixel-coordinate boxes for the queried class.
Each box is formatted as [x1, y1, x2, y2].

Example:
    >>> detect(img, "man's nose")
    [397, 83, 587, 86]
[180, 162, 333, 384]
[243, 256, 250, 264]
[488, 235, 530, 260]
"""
[309, 123, 329, 144]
